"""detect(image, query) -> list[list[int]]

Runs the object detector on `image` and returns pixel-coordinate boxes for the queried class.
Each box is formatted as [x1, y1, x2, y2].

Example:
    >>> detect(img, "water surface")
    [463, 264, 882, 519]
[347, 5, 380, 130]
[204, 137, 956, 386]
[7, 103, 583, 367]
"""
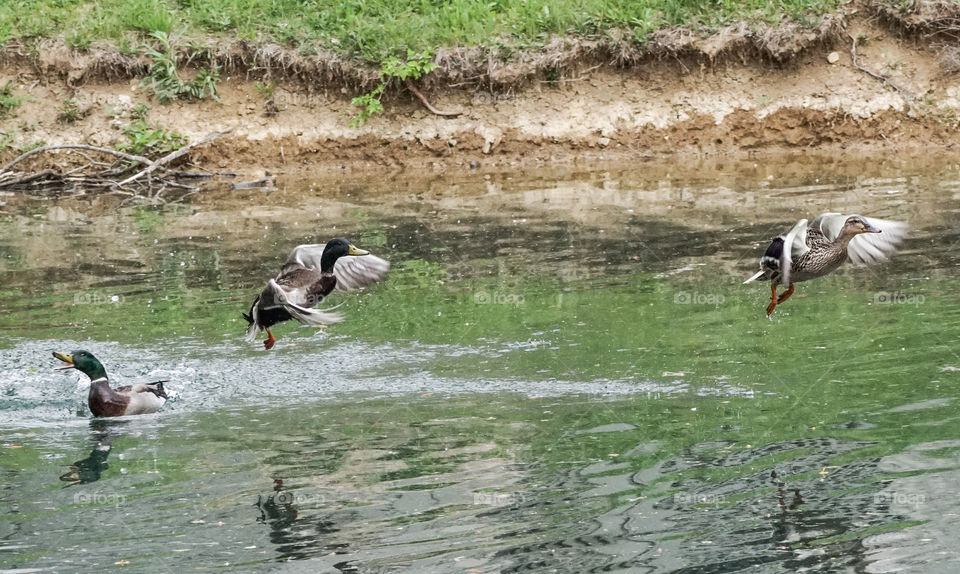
[2, 156, 960, 572]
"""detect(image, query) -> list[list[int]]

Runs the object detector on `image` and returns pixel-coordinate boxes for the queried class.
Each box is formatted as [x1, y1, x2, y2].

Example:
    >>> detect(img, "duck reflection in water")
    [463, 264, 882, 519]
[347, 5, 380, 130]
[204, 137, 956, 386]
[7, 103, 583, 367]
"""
[255, 478, 344, 561]
[771, 470, 805, 511]
[59, 419, 128, 485]
[256, 478, 299, 524]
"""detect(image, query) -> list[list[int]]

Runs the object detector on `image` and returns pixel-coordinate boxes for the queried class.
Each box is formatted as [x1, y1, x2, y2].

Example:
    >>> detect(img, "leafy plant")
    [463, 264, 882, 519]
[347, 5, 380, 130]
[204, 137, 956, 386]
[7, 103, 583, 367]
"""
[56, 98, 86, 123]
[0, 130, 14, 151]
[67, 28, 93, 50]
[118, 119, 188, 156]
[140, 30, 221, 104]
[255, 81, 276, 100]
[350, 50, 437, 127]
[131, 104, 151, 120]
[0, 82, 26, 118]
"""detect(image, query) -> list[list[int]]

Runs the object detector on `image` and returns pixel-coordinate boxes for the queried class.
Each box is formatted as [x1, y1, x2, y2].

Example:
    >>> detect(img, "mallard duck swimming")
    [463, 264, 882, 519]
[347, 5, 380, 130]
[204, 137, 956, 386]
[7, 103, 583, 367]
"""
[53, 351, 168, 417]
[243, 238, 390, 349]
[744, 213, 907, 315]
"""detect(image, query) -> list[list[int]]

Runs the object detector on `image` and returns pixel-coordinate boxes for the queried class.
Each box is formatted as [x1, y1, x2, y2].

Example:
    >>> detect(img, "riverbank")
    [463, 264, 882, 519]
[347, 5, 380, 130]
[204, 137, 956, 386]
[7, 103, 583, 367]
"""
[1, 1, 958, 176]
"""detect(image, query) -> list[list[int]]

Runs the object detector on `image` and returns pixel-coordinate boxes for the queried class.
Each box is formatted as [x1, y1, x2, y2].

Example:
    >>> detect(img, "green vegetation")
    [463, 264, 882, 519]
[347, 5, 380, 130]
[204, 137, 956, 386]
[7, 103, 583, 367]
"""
[55, 98, 85, 123]
[0, 130, 14, 151]
[131, 103, 151, 121]
[351, 50, 437, 126]
[254, 81, 276, 101]
[0, 82, 25, 118]
[0, 0, 842, 64]
[119, 118, 188, 156]
[140, 30, 220, 103]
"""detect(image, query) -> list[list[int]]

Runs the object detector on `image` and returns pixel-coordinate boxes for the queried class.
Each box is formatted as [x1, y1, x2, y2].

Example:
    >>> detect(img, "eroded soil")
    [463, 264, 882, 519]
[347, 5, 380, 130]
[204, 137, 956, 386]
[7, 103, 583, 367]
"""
[1, 17, 958, 177]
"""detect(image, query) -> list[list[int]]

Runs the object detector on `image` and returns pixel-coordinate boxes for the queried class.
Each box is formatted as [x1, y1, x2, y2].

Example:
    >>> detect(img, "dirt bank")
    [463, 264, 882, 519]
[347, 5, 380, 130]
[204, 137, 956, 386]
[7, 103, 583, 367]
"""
[1, 10, 959, 177]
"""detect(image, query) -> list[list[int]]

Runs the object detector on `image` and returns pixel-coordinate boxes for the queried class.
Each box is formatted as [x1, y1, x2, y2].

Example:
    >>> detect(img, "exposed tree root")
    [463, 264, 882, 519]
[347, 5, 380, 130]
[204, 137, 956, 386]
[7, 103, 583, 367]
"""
[847, 31, 915, 111]
[405, 80, 461, 117]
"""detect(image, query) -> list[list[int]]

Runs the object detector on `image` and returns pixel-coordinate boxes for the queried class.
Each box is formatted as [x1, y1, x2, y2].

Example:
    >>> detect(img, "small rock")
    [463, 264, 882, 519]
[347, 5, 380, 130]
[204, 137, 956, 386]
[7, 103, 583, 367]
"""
[827, 52, 840, 64]
[598, 137, 611, 148]
[477, 126, 502, 154]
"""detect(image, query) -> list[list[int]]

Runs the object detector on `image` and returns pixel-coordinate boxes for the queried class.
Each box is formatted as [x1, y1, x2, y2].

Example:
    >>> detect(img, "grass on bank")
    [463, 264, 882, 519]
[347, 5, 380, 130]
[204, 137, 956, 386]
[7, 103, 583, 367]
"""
[0, 0, 842, 63]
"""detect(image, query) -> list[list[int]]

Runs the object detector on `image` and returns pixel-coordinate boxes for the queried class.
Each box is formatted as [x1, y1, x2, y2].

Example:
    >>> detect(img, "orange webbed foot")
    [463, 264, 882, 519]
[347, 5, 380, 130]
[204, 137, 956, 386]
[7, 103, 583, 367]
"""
[777, 284, 795, 304]
[766, 284, 795, 315]
[264, 330, 276, 350]
[766, 283, 778, 316]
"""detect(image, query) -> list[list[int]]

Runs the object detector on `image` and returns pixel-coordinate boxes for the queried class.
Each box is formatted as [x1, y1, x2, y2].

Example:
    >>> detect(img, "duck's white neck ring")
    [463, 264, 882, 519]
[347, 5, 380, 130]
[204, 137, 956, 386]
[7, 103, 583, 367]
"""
[89, 377, 109, 384]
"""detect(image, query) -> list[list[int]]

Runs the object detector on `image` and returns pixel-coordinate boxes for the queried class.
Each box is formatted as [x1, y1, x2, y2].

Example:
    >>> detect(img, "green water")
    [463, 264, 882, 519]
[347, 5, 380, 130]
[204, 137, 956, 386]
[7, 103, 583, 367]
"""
[2, 157, 960, 572]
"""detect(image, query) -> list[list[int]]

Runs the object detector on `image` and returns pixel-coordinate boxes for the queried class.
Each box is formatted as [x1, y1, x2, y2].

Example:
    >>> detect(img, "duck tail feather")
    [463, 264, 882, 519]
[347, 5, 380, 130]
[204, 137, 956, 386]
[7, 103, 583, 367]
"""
[283, 301, 344, 326]
[314, 301, 345, 313]
[743, 271, 765, 284]
[146, 381, 168, 399]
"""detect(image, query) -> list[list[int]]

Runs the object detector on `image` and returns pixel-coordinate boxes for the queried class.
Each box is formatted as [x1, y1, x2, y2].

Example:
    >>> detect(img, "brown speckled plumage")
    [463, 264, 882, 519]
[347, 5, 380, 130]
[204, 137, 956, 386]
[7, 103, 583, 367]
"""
[745, 213, 908, 315]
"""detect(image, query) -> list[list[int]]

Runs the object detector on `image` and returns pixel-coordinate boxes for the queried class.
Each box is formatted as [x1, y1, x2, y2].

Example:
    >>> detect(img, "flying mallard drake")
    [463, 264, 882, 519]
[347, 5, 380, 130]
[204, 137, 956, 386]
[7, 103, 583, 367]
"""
[53, 351, 168, 417]
[744, 213, 907, 315]
[243, 238, 390, 349]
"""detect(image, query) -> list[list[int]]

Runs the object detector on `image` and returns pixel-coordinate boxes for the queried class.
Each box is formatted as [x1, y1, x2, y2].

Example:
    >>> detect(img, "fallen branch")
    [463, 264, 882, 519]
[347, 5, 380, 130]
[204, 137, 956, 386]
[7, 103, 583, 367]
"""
[230, 176, 274, 190]
[0, 145, 151, 175]
[0, 127, 235, 201]
[405, 80, 461, 117]
[115, 127, 234, 188]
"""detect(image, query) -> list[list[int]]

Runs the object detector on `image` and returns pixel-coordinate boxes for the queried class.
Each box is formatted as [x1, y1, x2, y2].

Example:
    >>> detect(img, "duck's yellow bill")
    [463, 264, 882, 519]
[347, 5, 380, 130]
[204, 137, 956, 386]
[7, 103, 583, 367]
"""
[347, 245, 369, 256]
[52, 352, 76, 370]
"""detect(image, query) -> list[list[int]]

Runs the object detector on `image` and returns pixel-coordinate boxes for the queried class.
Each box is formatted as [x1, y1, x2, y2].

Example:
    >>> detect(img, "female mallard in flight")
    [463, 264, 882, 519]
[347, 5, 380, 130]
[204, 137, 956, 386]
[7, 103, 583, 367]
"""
[242, 238, 390, 349]
[744, 213, 907, 315]
[53, 351, 168, 417]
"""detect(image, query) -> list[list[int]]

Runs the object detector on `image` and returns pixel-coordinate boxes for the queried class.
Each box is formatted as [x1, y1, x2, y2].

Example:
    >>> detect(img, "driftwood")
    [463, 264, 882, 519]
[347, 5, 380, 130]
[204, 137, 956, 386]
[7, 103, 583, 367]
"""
[0, 127, 235, 201]
[115, 127, 234, 188]
[230, 176, 274, 190]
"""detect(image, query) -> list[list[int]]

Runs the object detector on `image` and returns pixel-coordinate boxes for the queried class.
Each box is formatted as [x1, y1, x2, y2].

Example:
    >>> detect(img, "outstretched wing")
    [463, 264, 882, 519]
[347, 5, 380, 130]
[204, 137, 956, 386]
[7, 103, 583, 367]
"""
[813, 213, 908, 265]
[281, 243, 390, 289]
[280, 244, 327, 276]
[334, 254, 390, 291]
[780, 219, 809, 286]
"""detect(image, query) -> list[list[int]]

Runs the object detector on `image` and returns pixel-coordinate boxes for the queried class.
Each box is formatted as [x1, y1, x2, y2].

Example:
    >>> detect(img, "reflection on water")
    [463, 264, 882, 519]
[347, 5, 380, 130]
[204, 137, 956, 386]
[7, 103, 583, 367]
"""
[1, 155, 960, 572]
[58, 419, 129, 485]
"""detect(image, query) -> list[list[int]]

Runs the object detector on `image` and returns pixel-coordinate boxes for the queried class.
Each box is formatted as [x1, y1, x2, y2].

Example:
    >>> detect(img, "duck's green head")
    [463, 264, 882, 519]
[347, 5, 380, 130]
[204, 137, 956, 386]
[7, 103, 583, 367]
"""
[320, 238, 369, 271]
[53, 350, 108, 381]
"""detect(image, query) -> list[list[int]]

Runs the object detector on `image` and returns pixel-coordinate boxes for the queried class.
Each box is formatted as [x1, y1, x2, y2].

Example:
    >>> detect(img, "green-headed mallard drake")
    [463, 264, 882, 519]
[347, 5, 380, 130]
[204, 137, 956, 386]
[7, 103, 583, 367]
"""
[53, 351, 168, 417]
[744, 213, 907, 315]
[242, 238, 390, 349]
